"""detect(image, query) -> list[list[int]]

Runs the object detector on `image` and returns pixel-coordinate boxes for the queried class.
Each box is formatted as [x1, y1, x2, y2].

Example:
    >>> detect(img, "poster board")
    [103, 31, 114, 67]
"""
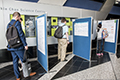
[99, 19, 119, 54]
[73, 17, 92, 61]
[36, 14, 48, 72]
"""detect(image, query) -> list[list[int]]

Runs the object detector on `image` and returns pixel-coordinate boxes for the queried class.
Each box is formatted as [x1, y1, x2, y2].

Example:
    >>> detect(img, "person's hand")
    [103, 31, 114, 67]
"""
[67, 40, 69, 44]
[25, 46, 28, 50]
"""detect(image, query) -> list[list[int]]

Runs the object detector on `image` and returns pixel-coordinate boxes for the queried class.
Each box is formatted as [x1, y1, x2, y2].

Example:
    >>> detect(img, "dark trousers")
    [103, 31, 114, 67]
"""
[11, 50, 24, 78]
[98, 39, 105, 53]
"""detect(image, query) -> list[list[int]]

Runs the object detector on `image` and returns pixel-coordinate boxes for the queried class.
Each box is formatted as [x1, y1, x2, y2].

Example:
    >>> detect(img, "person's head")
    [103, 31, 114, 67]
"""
[97, 22, 102, 32]
[61, 18, 66, 24]
[98, 22, 102, 28]
[13, 12, 21, 21]
[19, 18, 23, 23]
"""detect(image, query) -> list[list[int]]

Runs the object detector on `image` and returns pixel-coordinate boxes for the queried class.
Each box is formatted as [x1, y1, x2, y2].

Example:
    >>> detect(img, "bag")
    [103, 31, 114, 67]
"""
[6, 21, 23, 48]
[22, 50, 31, 77]
[54, 25, 65, 39]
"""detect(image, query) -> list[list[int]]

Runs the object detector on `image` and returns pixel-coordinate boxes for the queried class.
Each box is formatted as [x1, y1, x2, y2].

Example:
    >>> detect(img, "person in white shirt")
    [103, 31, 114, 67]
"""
[97, 22, 108, 56]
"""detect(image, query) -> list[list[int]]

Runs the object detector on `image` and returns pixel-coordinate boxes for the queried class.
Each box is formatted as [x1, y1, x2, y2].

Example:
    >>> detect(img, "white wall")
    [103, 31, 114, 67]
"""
[0, 0, 112, 49]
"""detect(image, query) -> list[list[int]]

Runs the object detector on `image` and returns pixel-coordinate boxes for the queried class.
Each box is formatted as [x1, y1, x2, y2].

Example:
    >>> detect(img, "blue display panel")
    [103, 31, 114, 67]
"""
[36, 14, 48, 72]
[73, 17, 92, 61]
[103, 20, 119, 54]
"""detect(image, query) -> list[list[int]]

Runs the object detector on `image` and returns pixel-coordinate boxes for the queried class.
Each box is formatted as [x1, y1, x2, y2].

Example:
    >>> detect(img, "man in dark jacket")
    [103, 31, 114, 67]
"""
[7, 12, 36, 80]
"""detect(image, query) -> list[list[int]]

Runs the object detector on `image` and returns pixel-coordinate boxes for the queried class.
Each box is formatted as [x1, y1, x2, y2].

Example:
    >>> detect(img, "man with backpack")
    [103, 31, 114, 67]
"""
[57, 18, 69, 62]
[6, 12, 36, 80]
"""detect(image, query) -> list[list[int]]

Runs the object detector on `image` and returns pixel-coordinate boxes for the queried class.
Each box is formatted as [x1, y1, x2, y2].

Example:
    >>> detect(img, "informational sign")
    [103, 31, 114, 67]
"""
[73, 17, 92, 61]
[102, 20, 116, 43]
[74, 22, 88, 36]
[37, 16, 45, 55]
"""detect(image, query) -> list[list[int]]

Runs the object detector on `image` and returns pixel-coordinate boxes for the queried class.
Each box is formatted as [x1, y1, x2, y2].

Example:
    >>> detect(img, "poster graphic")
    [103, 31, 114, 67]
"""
[102, 20, 116, 43]
[74, 22, 88, 36]
[37, 16, 45, 55]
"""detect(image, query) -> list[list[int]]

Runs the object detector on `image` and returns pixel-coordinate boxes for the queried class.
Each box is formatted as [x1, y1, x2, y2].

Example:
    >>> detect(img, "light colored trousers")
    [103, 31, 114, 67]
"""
[58, 39, 68, 61]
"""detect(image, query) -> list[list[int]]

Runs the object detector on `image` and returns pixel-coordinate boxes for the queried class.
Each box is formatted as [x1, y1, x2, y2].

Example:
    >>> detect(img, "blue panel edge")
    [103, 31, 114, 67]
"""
[36, 14, 48, 72]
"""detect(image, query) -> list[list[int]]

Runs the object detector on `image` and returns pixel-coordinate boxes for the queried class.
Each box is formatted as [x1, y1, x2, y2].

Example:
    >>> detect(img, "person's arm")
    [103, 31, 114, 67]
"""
[16, 22, 28, 50]
[66, 32, 69, 44]
[65, 26, 69, 44]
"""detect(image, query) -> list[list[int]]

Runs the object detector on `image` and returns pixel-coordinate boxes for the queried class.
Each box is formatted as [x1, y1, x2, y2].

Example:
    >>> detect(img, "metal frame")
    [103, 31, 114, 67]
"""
[115, 19, 119, 54]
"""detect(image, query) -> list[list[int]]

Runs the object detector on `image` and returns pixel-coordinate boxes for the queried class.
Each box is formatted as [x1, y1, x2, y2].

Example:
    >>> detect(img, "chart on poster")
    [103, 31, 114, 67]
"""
[37, 16, 45, 55]
[74, 22, 88, 36]
[102, 20, 116, 43]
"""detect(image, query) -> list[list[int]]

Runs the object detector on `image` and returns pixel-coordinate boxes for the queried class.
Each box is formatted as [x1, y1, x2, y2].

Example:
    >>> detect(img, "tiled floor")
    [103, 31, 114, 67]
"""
[0, 61, 46, 80]
[0, 56, 60, 80]
[49, 57, 60, 70]
[52, 52, 110, 79]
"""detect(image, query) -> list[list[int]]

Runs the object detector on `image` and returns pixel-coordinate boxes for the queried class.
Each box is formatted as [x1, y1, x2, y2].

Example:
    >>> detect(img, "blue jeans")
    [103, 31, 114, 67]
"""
[11, 50, 24, 78]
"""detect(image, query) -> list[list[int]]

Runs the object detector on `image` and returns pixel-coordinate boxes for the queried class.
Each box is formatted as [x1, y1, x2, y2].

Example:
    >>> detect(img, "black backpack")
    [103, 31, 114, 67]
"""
[6, 21, 23, 48]
[54, 25, 65, 39]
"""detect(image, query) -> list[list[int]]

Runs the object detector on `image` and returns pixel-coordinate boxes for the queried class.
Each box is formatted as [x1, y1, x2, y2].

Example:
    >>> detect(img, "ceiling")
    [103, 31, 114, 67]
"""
[16, 0, 120, 16]
[63, 0, 106, 11]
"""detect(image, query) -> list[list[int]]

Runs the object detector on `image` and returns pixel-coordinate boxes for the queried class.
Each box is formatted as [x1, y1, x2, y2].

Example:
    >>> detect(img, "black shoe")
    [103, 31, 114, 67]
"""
[62, 59, 67, 62]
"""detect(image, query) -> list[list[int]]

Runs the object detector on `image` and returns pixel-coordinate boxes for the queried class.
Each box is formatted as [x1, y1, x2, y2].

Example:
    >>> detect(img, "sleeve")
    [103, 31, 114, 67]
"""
[16, 22, 27, 46]
[65, 26, 68, 33]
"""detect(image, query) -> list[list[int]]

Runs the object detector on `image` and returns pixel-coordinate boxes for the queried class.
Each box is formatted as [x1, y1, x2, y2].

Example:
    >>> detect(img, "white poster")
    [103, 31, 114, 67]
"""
[37, 16, 45, 55]
[102, 20, 116, 43]
[74, 22, 88, 36]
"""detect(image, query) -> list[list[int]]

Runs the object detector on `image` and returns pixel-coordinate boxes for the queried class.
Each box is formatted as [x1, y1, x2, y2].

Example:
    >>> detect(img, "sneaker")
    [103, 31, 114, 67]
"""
[96, 53, 101, 56]
[18, 67, 22, 71]
[30, 72, 36, 76]
[101, 53, 103, 56]
[61, 59, 67, 62]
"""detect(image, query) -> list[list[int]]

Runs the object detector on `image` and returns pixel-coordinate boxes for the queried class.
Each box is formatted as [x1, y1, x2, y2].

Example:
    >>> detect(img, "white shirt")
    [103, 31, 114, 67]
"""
[97, 28, 103, 40]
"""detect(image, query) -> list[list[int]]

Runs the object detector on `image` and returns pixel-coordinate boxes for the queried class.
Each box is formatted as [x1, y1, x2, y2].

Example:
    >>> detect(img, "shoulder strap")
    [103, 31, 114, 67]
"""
[8, 21, 17, 27]
[62, 24, 66, 27]
[12, 21, 17, 26]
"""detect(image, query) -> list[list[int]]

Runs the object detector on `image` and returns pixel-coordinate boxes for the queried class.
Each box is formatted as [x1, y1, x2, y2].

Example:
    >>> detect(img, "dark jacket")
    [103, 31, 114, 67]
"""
[7, 19, 27, 51]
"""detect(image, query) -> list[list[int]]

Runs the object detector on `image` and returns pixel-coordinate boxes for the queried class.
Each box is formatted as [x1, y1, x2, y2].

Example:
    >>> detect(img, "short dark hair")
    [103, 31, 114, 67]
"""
[61, 18, 66, 23]
[13, 12, 21, 17]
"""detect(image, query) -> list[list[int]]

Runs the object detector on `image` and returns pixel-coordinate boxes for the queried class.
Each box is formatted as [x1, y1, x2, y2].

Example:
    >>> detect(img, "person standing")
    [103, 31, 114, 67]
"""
[7, 12, 36, 80]
[97, 22, 108, 56]
[58, 18, 69, 61]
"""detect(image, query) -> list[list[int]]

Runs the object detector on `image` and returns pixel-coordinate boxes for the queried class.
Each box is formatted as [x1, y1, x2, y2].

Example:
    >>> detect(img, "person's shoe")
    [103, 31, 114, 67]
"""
[61, 59, 67, 62]
[18, 67, 22, 71]
[30, 72, 36, 76]
[101, 53, 103, 56]
[16, 78, 20, 80]
[96, 53, 101, 56]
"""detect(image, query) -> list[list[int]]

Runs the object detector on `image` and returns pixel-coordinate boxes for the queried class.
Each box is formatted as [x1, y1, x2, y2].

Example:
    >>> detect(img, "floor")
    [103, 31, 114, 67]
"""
[0, 51, 120, 80]
[0, 60, 46, 80]
[0, 57, 60, 80]
[49, 57, 60, 70]
[52, 52, 111, 79]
